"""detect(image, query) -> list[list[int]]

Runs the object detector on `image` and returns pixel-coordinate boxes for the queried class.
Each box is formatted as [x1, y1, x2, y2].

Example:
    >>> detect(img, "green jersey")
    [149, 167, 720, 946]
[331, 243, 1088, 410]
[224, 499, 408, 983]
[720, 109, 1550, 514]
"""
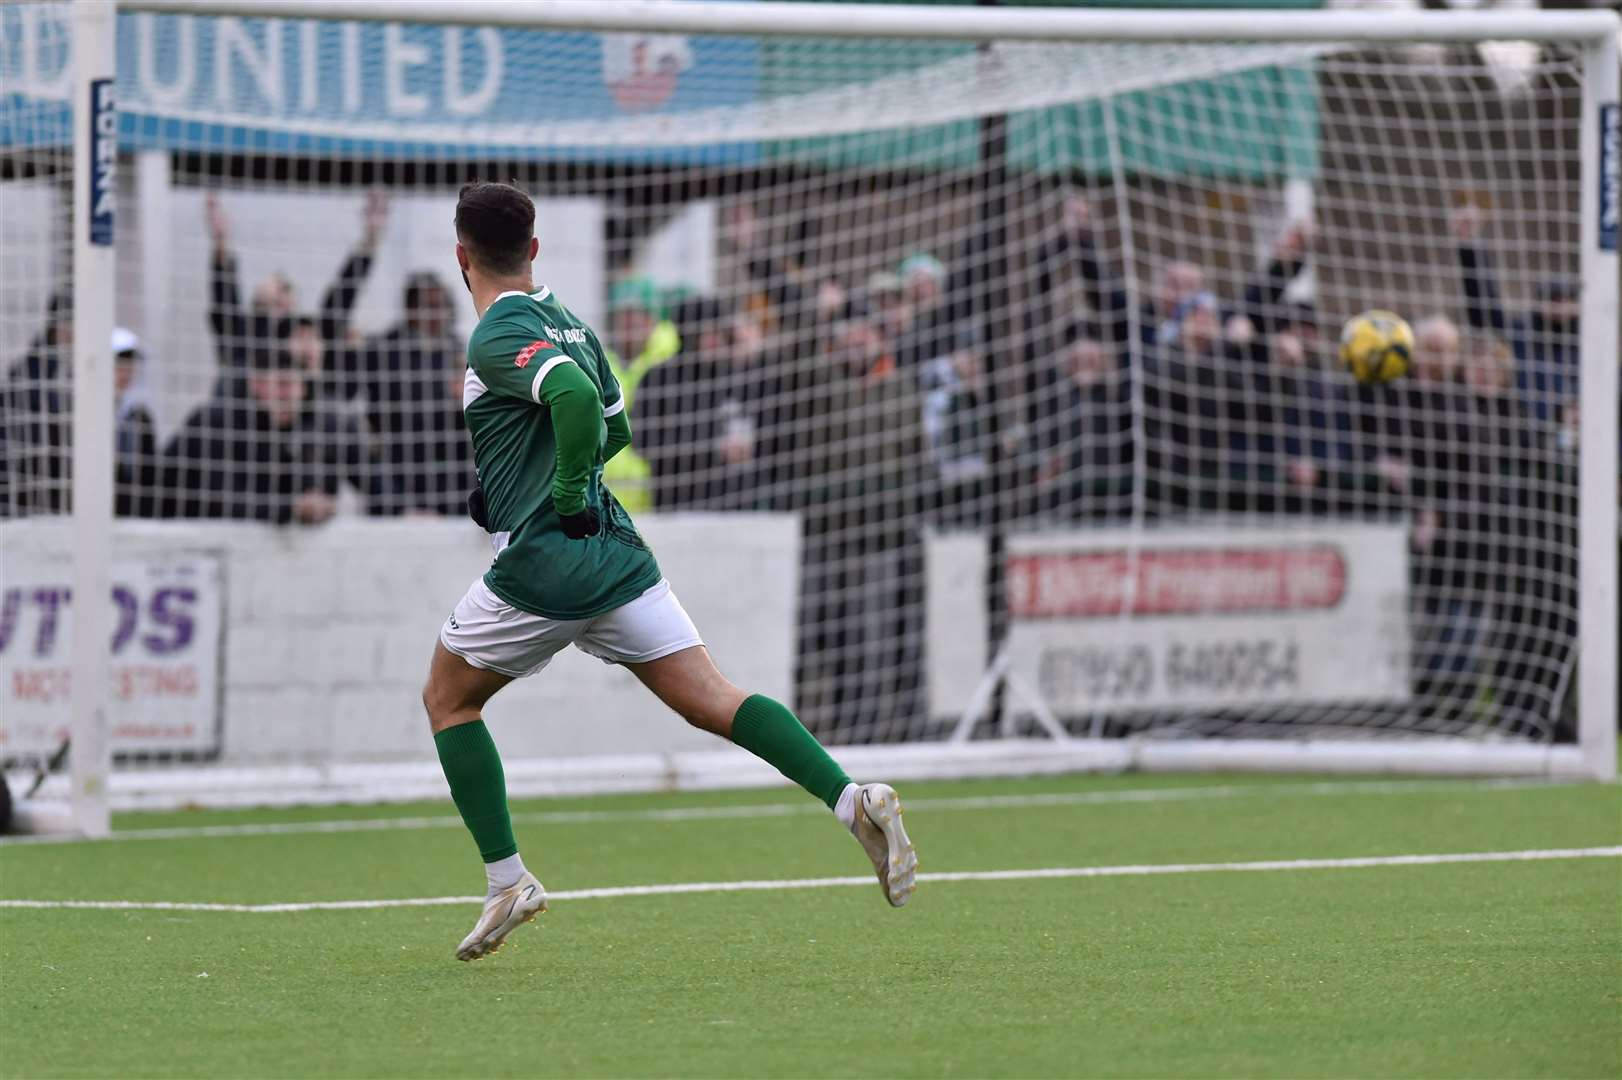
[463, 287, 661, 620]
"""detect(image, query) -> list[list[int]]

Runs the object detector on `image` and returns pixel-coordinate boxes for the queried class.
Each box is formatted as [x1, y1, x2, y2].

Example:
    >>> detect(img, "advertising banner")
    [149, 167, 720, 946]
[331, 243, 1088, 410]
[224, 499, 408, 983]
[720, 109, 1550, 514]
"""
[0, 8, 761, 161]
[1, 8, 1313, 179]
[0, 550, 224, 760]
[927, 523, 1410, 717]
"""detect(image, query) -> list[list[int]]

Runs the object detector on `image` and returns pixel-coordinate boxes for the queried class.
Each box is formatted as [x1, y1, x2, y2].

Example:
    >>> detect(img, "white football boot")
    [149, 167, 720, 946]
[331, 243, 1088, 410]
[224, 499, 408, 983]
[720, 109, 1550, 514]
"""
[455, 871, 547, 961]
[852, 783, 918, 907]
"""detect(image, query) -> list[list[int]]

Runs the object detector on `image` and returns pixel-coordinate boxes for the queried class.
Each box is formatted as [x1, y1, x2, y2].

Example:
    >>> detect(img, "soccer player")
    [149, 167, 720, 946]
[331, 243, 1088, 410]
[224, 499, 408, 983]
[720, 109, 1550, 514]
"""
[424, 182, 918, 961]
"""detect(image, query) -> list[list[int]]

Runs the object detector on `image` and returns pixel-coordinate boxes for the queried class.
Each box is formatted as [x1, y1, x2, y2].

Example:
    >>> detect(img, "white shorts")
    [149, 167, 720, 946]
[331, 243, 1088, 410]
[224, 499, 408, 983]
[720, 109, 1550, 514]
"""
[439, 577, 704, 678]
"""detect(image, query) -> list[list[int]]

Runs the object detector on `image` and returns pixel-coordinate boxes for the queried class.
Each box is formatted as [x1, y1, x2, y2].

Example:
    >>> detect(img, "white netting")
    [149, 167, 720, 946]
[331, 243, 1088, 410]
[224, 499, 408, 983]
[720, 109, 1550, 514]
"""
[0, 7, 1602, 783]
[0, 6, 74, 519]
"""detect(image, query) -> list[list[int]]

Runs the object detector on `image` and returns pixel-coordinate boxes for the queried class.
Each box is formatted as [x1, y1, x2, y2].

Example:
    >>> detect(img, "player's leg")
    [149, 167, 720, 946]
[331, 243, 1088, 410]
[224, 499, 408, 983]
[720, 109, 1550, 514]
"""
[422, 640, 547, 960]
[428, 579, 577, 959]
[623, 641, 918, 908]
[623, 643, 840, 792]
[423, 639, 519, 866]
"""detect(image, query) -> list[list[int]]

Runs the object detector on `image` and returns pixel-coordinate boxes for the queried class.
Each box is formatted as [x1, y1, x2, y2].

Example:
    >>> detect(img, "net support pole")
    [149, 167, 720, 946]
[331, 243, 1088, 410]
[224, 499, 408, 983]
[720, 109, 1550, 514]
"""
[69, 0, 117, 837]
[1576, 30, 1619, 783]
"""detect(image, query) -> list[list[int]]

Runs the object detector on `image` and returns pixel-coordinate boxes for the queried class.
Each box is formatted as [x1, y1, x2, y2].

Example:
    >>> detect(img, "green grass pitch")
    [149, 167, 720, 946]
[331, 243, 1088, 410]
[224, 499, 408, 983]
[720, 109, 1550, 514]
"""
[2, 771, 1618, 1078]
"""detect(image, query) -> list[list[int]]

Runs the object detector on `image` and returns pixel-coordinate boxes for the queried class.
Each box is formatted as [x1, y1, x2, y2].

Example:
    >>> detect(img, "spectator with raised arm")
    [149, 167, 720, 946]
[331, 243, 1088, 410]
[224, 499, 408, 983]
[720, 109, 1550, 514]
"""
[204, 191, 387, 400]
[1030, 192, 1134, 352]
[1217, 227, 1344, 510]
[1451, 200, 1581, 428]
[1035, 189, 1309, 359]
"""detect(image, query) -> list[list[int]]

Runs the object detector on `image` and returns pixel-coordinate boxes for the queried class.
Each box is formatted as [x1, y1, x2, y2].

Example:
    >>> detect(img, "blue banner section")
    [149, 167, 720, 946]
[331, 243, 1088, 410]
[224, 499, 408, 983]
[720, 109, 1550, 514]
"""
[89, 77, 115, 246]
[1600, 103, 1618, 254]
[1, 9, 761, 162]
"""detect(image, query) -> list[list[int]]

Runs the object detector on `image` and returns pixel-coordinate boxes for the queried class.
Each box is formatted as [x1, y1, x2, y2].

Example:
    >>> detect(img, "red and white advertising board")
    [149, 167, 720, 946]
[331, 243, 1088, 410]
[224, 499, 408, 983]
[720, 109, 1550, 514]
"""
[927, 523, 1410, 716]
[0, 550, 224, 760]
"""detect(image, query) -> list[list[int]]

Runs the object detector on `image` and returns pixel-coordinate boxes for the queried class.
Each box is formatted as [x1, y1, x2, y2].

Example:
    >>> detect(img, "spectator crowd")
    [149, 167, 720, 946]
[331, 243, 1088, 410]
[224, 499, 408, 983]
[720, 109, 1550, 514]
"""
[3, 194, 472, 525]
[1, 187, 1591, 734]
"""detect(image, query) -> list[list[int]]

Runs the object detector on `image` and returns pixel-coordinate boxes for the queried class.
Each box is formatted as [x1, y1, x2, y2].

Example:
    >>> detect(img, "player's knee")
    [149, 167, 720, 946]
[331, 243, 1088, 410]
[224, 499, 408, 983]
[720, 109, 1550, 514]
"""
[680, 704, 729, 736]
[681, 677, 742, 736]
[421, 678, 463, 729]
[678, 686, 745, 736]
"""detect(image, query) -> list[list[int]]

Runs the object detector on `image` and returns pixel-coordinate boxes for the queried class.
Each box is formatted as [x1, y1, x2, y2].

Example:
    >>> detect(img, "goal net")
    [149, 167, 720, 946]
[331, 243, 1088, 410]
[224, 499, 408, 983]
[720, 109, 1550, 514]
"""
[2, 2, 1616, 821]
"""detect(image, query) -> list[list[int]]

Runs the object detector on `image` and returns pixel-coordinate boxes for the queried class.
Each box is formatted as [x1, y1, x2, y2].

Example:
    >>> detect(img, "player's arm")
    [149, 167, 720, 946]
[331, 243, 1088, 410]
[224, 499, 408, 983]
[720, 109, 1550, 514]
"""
[604, 407, 632, 462]
[471, 331, 605, 538]
[536, 360, 604, 537]
[590, 328, 632, 462]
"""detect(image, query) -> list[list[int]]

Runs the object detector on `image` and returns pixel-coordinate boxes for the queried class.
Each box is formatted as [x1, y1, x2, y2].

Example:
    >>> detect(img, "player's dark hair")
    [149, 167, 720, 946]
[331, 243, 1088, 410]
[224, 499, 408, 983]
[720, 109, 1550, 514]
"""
[455, 182, 535, 275]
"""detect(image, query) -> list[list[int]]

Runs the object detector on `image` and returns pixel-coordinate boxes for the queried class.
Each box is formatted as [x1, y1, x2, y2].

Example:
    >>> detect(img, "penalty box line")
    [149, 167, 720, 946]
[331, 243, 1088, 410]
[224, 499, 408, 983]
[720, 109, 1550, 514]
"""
[2, 847, 1618, 914]
[0, 777, 1567, 847]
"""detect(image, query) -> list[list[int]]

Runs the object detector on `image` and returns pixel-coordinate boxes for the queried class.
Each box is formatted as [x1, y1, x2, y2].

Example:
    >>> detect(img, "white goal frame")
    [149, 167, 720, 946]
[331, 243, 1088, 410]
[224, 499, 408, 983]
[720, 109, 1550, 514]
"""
[38, 1, 1619, 830]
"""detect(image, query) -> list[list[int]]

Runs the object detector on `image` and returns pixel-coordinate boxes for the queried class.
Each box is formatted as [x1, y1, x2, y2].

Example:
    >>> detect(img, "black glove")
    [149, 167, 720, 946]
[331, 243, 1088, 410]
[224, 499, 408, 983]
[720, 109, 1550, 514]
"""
[558, 505, 601, 540]
[466, 484, 490, 531]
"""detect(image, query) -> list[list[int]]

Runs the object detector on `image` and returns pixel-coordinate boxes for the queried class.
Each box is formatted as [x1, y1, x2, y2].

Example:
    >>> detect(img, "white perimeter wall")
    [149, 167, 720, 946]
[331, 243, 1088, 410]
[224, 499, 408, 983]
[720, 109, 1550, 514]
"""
[0, 513, 799, 768]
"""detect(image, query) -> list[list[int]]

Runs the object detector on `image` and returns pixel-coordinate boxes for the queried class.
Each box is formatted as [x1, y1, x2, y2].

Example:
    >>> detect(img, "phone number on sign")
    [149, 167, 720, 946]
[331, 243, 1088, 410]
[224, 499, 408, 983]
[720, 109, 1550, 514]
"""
[1037, 639, 1301, 703]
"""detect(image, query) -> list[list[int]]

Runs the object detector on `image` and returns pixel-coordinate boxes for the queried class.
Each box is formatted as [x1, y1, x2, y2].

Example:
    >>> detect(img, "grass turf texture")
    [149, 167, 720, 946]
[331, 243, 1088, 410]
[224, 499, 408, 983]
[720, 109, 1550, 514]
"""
[2, 773, 1618, 1078]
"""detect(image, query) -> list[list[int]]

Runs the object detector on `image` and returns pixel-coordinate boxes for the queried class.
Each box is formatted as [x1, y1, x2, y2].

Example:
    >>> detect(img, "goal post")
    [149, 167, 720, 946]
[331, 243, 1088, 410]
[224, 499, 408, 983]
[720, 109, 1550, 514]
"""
[1575, 29, 1620, 788]
[68, 0, 117, 837]
[3, 2, 1616, 827]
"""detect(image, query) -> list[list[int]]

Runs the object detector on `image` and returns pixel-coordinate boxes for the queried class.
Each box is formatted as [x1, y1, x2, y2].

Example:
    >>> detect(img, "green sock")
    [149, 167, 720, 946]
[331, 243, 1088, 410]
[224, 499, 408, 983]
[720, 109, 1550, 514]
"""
[730, 695, 851, 811]
[434, 720, 518, 863]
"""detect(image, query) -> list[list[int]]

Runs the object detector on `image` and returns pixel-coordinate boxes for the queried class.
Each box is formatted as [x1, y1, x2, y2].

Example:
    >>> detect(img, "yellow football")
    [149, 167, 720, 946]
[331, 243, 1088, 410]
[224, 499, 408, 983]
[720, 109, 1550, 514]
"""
[1339, 309, 1413, 384]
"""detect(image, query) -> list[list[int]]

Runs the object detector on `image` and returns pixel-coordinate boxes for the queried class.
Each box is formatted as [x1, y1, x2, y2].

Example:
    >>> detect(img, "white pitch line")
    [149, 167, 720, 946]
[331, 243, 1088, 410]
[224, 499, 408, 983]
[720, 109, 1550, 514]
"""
[0, 777, 1565, 847]
[1, 847, 1616, 913]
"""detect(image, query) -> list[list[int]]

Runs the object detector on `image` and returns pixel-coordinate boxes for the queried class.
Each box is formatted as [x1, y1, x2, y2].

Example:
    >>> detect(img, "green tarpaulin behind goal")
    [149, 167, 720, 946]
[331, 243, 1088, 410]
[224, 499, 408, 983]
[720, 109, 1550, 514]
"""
[763, 0, 1321, 179]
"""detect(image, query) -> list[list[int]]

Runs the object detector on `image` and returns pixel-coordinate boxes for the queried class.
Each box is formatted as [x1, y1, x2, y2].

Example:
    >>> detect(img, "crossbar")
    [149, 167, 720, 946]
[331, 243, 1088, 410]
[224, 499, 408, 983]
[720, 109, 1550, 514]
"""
[120, 1, 1621, 45]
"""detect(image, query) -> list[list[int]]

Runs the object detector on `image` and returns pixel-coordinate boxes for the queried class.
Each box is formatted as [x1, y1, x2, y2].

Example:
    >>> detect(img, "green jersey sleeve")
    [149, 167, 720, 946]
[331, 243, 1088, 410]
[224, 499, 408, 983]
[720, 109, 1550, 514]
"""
[470, 325, 578, 404]
[535, 359, 604, 516]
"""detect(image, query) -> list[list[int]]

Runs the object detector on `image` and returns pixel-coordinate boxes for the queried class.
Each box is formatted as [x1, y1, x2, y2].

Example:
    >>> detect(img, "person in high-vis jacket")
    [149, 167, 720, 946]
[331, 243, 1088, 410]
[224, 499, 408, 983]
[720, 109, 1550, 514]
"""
[601, 278, 680, 513]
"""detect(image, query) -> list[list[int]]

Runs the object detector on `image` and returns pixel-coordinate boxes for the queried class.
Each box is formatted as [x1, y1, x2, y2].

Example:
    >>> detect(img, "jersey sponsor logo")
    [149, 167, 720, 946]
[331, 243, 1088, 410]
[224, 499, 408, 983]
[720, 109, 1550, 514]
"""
[544, 324, 588, 345]
[513, 340, 558, 369]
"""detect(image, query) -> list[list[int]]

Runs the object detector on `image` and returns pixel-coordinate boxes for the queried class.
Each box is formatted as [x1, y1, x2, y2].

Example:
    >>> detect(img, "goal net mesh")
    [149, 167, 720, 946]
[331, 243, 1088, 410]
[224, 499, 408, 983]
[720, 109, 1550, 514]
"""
[0, 6, 1595, 780]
